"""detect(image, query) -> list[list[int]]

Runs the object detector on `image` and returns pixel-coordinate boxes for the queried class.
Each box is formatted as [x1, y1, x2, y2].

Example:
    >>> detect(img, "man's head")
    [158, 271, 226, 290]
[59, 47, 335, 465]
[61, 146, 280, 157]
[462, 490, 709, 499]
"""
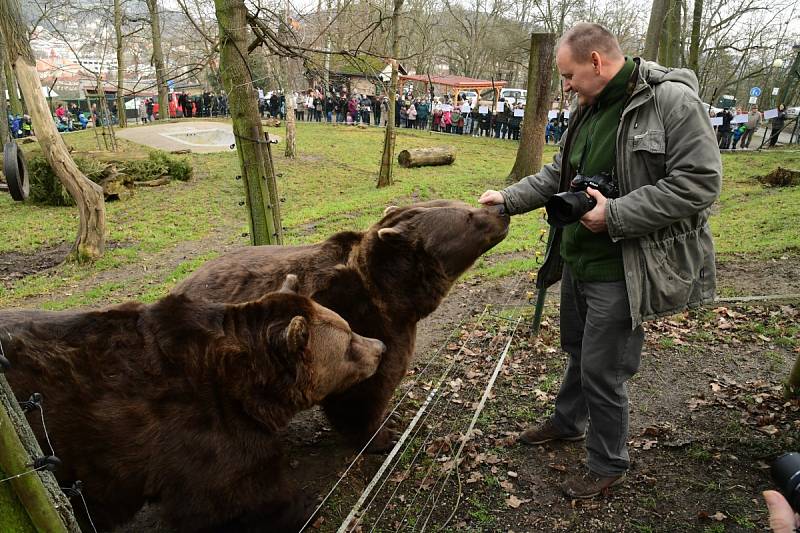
[556, 22, 626, 106]
[751, 105, 759, 112]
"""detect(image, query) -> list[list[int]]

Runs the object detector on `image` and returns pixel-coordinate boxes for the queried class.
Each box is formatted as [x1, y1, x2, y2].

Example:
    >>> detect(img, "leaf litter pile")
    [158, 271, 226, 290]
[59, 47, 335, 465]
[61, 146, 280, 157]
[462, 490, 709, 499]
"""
[314, 303, 799, 532]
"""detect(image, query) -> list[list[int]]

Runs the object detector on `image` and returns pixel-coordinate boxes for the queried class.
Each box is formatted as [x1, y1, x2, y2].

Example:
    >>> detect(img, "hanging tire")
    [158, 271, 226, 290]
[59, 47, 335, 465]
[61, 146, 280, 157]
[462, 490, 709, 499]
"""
[3, 141, 29, 202]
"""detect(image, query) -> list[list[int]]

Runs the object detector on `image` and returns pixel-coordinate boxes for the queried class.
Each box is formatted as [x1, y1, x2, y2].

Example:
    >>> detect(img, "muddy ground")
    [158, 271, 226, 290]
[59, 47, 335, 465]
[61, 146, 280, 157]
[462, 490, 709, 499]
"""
[2, 243, 799, 532]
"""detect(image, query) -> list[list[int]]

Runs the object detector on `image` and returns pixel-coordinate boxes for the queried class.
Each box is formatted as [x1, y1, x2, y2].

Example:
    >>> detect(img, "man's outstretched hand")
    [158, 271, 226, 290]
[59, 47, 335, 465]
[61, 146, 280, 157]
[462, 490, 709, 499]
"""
[479, 190, 504, 206]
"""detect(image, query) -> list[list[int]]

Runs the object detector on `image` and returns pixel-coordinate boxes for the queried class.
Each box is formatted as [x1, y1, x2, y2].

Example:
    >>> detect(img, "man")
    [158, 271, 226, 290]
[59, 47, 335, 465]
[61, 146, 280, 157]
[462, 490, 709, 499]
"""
[479, 22, 720, 499]
[716, 107, 733, 149]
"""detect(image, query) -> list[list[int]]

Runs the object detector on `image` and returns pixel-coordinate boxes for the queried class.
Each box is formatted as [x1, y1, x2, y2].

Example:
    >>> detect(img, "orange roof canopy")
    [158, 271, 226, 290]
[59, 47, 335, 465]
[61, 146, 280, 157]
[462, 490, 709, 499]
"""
[400, 74, 507, 93]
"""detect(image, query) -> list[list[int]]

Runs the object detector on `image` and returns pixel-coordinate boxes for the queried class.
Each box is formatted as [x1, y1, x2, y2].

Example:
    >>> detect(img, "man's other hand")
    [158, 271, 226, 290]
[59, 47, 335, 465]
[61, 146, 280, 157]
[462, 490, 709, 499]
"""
[479, 190, 504, 206]
[581, 187, 608, 233]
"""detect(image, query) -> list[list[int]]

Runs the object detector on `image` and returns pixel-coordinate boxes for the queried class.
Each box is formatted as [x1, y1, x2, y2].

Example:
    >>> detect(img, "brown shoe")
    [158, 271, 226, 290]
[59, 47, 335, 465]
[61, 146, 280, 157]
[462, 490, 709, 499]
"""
[561, 469, 626, 499]
[519, 419, 585, 445]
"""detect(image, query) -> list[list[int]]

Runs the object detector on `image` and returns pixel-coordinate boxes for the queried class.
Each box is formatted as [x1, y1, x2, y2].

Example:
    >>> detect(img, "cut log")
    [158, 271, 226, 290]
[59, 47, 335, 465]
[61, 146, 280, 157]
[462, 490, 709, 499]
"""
[397, 147, 456, 168]
[261, 118, 281, 128]
[134, 176, 170, 187]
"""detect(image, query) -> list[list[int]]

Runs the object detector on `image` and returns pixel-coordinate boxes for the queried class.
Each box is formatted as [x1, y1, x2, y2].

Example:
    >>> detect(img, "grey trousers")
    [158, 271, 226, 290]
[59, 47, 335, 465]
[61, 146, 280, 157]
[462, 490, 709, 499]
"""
[551, 266, 645, 476]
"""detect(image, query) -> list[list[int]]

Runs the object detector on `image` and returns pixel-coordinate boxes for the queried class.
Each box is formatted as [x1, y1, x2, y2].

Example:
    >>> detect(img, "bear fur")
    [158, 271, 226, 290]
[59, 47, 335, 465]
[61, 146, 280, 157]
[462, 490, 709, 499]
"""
[174, 200, 510, 450]
[0, 277, 385, 532]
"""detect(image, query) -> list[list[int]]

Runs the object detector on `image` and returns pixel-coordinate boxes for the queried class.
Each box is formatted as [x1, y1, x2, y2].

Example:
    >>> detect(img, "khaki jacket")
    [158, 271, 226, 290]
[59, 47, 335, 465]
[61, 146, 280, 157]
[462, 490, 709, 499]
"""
[502, 59, 722, 327]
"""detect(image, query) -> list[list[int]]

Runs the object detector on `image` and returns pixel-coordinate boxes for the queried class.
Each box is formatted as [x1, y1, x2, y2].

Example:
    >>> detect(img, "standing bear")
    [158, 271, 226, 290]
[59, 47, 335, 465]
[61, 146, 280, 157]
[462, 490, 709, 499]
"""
[174, 200, 510, 450]
[0, 275, 385, 532]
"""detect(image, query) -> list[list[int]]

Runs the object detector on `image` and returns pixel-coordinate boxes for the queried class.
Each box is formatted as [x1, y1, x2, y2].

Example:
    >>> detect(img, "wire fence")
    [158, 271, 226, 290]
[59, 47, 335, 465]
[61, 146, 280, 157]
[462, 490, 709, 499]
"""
[0, 359, 99, 533]
[299, 272, 542, 532]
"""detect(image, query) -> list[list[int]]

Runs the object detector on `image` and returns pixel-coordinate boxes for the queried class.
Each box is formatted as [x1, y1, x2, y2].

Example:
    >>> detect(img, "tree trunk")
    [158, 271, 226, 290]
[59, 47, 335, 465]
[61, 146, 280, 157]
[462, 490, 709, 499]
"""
[114, 0, 127, 128]
[0, 0, 105, 262]
[398, 146, 455, 167]
[146, 0, 169, 120]
[377, 0, 403, 188]
[0, 38, 9, 143]
[2, 35, 22, 116]
[643, 0, 668, 61]
[688, 0, 703, 74]
[778, 47, 800, 108]
[658, 0, 682, 68]
[284, 93, 296, 158]
[282, 0, 296, 158]
[508, 32, 555, 184]
[213, 0, 282, 245]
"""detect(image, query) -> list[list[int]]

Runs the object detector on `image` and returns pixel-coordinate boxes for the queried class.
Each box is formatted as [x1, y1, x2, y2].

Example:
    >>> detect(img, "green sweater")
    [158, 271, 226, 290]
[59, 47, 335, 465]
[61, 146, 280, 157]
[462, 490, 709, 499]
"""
[560, 57, 635, 282]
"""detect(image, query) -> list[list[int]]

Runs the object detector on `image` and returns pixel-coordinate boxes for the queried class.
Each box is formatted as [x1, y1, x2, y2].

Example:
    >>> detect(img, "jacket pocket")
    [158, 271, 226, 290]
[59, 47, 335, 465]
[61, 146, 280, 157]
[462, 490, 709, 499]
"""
[639, 229, 701, 316]
[631, 129, 665, 153]
[630, 129, 666, 185]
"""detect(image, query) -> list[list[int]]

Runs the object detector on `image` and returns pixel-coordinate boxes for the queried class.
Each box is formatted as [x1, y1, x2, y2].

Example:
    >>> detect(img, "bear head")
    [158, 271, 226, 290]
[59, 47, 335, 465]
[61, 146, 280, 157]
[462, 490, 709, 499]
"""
[374, 200, 509, 279]
[232, 275, 386, 413]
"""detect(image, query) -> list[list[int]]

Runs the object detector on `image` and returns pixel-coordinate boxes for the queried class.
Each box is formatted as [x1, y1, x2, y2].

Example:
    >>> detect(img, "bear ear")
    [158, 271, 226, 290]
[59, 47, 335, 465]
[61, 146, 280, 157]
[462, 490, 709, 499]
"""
[383, 205, 399, 216]
[286, 316, 309, 354]
[278, 274, 300, 294]
[377, 227, 407, 244]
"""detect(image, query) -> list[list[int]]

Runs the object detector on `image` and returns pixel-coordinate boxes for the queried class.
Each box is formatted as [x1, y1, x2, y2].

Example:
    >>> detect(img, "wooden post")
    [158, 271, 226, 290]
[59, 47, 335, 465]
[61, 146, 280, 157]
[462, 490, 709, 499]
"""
[214, 0, 282, 245]
[0, 375, 79, 532]
[507, 32, 555, 184]
[531, 227, 555, 335]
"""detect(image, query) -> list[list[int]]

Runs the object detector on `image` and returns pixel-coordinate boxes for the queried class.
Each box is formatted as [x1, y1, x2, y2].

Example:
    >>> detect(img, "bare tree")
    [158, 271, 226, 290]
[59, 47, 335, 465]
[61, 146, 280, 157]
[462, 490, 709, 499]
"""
[214, 0, 282, 244]
[114, 0, 127, 127]
[0, 0, 105, 261]
[146, 0, 170, 119]
[281, 0, 297, 158]
[0, 33, 9, 143]
[507, 32, 555, 183]
[377, 0, 404, 189]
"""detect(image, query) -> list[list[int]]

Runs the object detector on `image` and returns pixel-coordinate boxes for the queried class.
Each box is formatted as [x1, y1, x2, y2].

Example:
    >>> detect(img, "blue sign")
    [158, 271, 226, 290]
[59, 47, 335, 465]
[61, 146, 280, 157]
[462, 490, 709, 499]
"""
[749, 87, 762, 97]
[167, 79, 175, 90]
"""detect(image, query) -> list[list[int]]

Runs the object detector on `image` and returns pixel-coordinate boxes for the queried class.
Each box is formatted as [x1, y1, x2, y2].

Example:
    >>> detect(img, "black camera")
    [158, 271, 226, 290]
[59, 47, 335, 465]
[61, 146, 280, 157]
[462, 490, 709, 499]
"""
[772, 452, 800, 513]
[544, 172, 619, 228]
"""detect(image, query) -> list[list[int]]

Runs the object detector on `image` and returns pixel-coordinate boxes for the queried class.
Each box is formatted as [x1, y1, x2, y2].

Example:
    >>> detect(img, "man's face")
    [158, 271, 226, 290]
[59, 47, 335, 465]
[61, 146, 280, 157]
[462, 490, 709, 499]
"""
[556, 46, 607, 106]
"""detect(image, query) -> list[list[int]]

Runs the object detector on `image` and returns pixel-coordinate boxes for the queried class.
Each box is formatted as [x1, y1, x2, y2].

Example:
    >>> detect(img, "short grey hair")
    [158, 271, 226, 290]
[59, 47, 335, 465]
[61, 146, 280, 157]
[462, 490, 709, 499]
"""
[557, 22, 624, 63]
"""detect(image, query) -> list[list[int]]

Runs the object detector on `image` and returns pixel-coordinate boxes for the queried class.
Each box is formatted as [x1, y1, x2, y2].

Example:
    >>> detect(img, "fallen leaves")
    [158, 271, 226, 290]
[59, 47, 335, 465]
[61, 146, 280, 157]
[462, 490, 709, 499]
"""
[505, 495, 531, 508]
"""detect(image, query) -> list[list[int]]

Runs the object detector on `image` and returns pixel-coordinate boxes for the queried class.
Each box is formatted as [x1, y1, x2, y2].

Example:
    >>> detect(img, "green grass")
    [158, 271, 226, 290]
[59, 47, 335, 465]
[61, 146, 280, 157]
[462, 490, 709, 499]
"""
[1, 122, 799, 310]
[711, 150, 800, 260]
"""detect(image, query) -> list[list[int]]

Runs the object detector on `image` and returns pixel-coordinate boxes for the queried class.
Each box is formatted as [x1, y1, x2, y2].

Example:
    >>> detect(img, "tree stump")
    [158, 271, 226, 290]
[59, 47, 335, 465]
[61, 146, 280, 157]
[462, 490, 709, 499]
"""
[261, 118, 281, 128]
[756, 167, 800, 187]
[397, 146, 456, 168]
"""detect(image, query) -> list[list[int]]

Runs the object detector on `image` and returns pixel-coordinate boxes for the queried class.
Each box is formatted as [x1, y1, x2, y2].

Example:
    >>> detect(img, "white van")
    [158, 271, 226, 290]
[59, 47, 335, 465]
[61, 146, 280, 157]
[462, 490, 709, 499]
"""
[500, 88, 526, 105]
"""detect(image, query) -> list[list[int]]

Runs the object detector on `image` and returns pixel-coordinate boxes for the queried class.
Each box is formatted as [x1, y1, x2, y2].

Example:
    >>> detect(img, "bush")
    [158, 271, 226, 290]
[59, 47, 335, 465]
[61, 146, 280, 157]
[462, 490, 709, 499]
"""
[122, 151, 192, 182]
[27, 156, 108, 206]
[27, 151, 193, 205]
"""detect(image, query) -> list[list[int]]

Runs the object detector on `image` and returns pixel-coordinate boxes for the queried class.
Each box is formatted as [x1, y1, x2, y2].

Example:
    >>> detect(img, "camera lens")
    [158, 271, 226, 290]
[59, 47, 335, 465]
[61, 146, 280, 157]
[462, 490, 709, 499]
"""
[545, 192, 596, 228]
[772, 452, 800, 513]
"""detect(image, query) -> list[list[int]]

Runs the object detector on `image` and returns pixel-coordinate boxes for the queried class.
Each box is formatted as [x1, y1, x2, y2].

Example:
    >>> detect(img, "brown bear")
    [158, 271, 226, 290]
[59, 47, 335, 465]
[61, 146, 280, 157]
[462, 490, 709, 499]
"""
[0, 275, 385, 532]
[174, 200, 510, 451]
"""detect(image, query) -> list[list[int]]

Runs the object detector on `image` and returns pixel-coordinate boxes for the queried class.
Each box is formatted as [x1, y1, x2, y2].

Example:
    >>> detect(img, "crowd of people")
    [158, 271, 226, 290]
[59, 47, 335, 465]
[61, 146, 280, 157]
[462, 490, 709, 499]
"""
[712, 103, 791, 150]
[250, 87, 574, 144]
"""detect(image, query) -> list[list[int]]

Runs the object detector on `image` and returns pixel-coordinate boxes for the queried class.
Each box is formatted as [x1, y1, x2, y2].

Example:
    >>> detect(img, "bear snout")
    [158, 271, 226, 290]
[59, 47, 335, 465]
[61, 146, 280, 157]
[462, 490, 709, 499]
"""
[350, 333, 385, 371]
